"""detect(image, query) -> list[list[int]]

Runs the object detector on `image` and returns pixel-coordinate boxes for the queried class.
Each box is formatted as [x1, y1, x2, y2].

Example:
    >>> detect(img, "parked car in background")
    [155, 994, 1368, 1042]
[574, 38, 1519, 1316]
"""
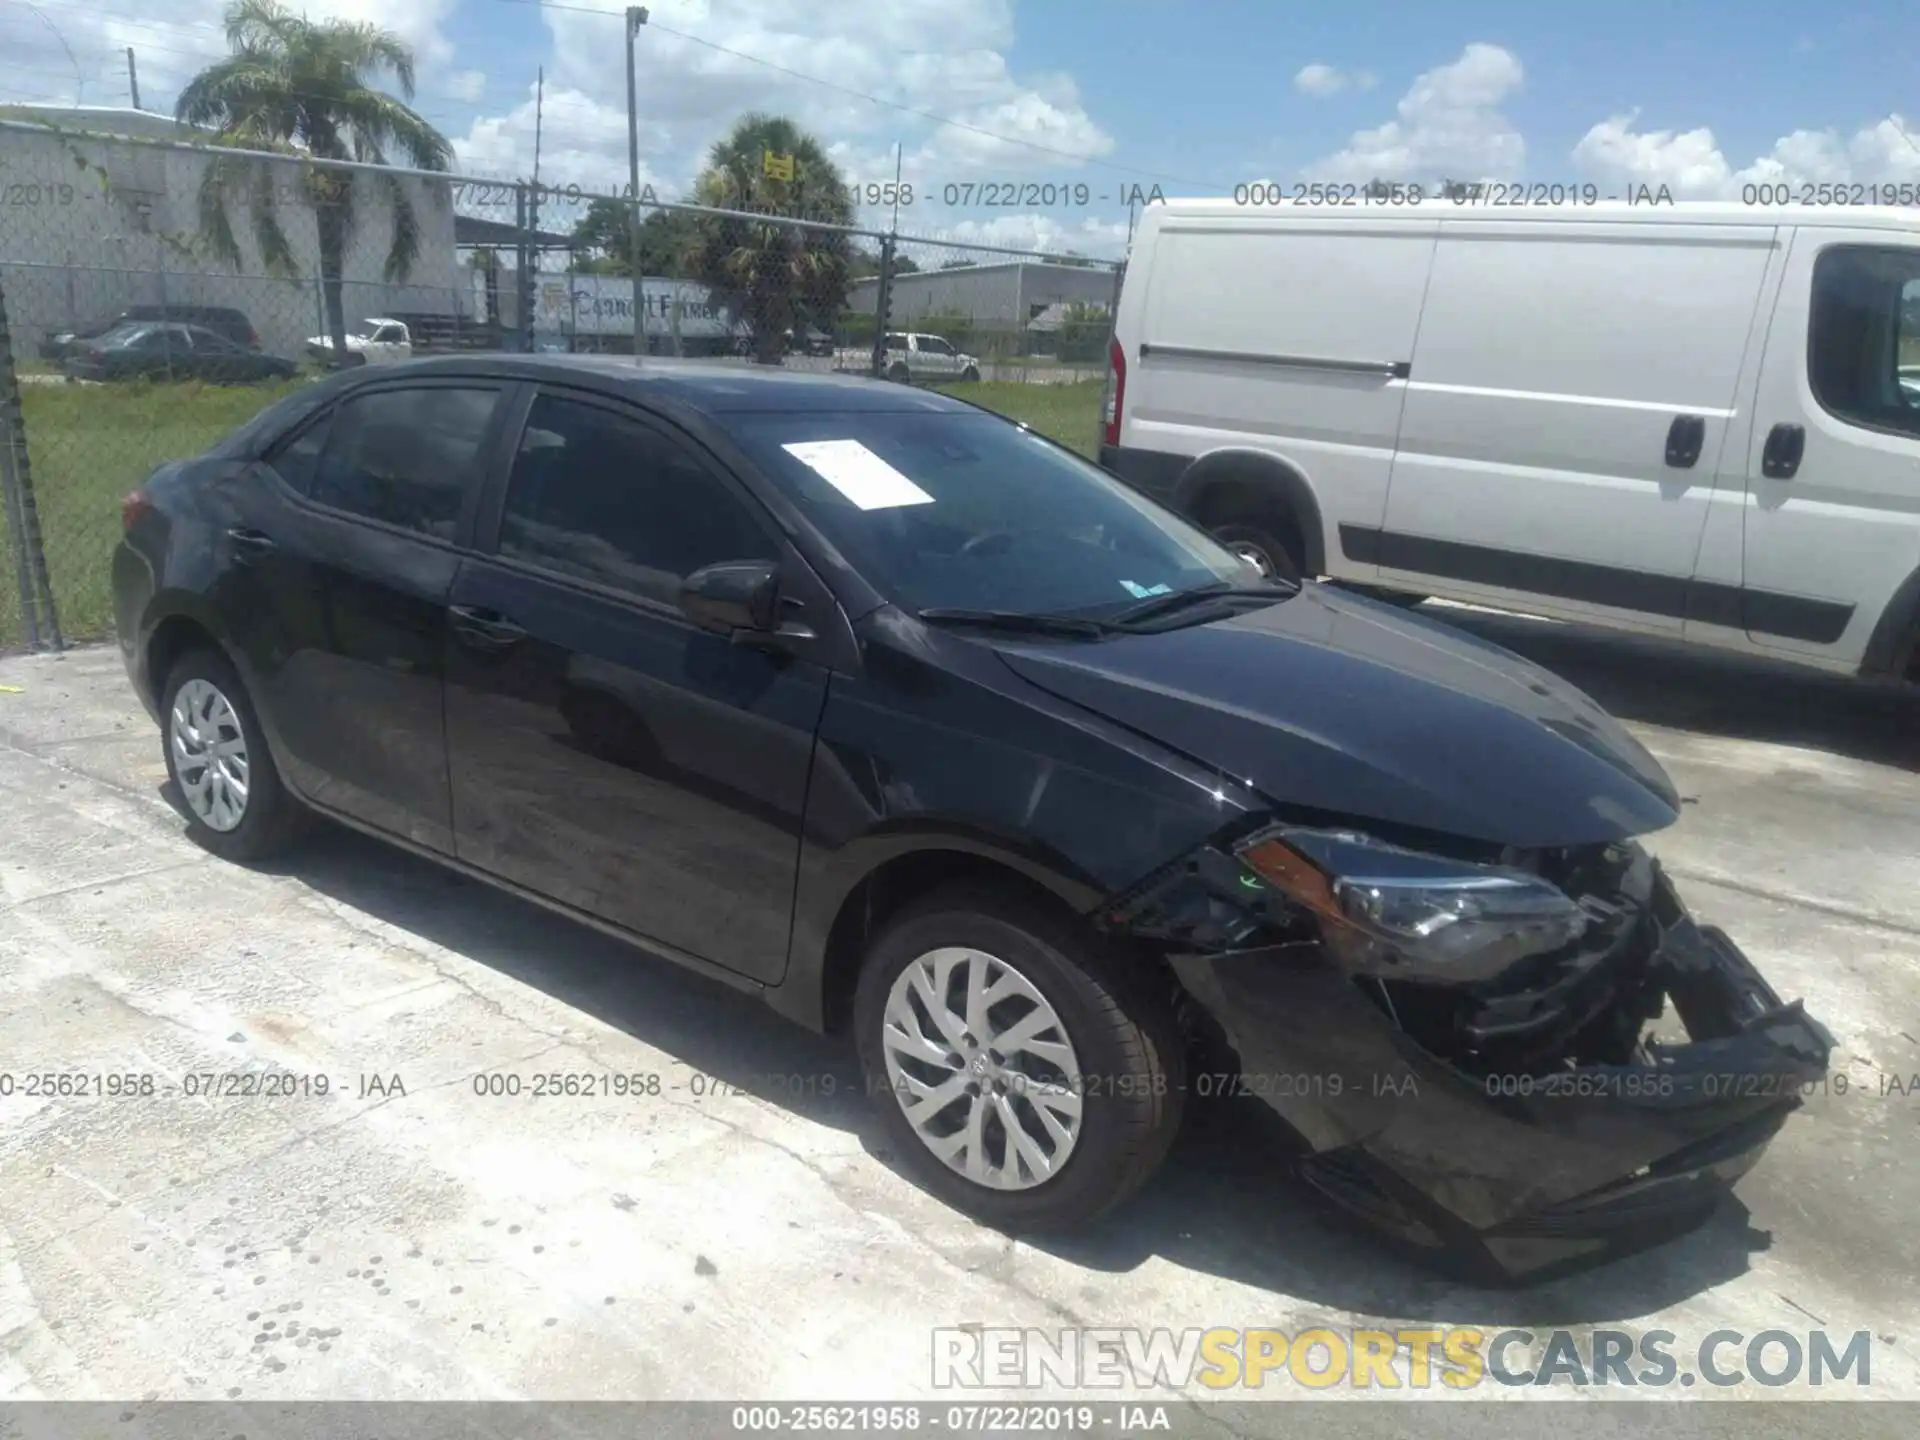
[787, 327, 834, 357]
[1103, 197, 1920, 686]
[40, 305, 261, 360]
[111, 354, 1831, 1282]
[306, 317, 413, 367]
[61, 323, 299, 384]
[836, 331, 981, 383]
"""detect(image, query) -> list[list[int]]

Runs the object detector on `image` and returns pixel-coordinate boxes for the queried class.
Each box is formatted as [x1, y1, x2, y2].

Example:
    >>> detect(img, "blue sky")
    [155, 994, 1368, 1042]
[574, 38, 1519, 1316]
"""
[7, 0, 1920, 256]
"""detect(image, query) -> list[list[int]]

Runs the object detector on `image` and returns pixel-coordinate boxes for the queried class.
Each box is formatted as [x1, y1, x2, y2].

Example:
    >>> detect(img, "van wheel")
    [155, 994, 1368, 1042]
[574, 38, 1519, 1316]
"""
[854, 885, 1184, 1231]
[161, 649, 306, 863]
[887, 362, 911, 383]
[1210, 521, 1302, 583]
[961, 365, 981, 383]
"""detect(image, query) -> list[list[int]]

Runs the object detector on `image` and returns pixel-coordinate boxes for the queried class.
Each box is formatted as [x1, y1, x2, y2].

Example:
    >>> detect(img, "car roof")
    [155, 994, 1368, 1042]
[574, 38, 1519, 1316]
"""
[345, 354, 982, 415]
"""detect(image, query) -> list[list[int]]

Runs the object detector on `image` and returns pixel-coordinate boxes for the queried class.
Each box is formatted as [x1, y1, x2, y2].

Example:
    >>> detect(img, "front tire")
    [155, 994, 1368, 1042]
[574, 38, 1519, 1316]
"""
[854, 886, 1184, 1231]
[961, 365, 980, 383]
[161, 648, 305, 863]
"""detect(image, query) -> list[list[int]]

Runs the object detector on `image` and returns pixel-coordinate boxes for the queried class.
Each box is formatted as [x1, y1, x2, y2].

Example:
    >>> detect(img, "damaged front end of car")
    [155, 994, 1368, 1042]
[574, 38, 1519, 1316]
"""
[1100, 820, 1834, 1284]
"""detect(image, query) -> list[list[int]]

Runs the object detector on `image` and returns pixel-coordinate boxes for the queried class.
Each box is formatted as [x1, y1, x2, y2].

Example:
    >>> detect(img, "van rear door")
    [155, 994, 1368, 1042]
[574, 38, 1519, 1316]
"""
[1368, 219, 1774, 632]
[1730, 227, 1920, 666]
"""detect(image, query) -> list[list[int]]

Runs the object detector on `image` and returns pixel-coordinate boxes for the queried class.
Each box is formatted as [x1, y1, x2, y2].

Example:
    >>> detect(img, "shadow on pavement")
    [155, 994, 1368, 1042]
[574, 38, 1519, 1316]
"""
[230, 812, 1770, 1329]
[1418, 605, 1918, 771]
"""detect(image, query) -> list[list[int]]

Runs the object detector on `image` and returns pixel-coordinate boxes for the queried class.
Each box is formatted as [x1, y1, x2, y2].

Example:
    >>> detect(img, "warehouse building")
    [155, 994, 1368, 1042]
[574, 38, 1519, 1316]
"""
[846, 260, 1115, 354]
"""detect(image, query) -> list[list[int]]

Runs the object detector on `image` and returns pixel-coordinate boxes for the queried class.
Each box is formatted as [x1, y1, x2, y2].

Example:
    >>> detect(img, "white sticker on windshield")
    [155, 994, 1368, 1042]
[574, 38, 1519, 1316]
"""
[1120, 580, 1173, 598]
[782, 439, 934, 511]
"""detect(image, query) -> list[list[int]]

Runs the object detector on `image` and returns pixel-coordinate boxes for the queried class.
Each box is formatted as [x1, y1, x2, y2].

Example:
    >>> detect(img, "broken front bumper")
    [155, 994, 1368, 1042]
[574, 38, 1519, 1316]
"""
[1119, 847, 1833, 1282]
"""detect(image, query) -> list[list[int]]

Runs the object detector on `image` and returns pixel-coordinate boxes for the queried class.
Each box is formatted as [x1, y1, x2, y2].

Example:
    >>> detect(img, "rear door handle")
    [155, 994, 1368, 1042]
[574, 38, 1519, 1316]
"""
[1664, 414, 1706, 469]
[226, 526, 276, 563]
[1761, 423, 1805, 479]
[449, 603, 527, 650]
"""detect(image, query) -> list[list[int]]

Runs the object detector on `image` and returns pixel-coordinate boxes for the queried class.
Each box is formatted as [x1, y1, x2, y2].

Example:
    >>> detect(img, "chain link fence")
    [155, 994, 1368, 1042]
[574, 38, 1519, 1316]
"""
[0, 119, 1121, 651]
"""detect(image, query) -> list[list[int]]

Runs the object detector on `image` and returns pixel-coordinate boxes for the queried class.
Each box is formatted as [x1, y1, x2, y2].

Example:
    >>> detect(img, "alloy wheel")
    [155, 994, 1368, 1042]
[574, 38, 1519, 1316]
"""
[170, 678, 250, 832]
[880, 946, 1085, 1191]
[1229, 543, 1274, 575]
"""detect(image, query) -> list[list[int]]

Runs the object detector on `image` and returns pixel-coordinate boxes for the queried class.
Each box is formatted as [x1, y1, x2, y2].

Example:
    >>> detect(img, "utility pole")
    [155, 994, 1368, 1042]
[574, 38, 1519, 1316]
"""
[125, 48, 140, 109]
[528, 66, 544, 345]
[625, 6, 649, 361]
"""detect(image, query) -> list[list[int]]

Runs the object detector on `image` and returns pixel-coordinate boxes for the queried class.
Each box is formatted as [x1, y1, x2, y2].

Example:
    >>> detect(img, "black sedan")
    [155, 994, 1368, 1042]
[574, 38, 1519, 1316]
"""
[63, 323, 298, 384]
[110, 356, 1832, 1282]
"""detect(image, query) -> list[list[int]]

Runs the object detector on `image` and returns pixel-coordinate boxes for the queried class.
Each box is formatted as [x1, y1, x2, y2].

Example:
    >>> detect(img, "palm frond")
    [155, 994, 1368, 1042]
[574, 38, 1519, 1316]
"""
[376, 169, 421, 282]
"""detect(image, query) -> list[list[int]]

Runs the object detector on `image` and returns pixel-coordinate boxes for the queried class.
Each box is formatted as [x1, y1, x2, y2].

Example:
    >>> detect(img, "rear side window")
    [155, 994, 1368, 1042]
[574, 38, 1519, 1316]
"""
[497, 393, 775, 600]
[309, 386, 500, 539]
[1809, 245, 1920, 438]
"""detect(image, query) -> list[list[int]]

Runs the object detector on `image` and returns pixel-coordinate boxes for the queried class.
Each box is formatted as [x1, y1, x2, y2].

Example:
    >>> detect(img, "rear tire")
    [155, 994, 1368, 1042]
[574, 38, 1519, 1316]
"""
[160, 648, 306, 863]
[854, 885, 1184, 1231]
[1210, 520, 1304, 583]
[887, 362, 910, 383]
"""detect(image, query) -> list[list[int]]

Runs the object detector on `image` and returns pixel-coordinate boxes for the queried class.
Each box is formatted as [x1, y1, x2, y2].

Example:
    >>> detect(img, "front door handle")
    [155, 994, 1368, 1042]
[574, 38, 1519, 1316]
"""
[1761, 423, 1805, 479]
[1664, 414, 1706, 468]
[226, 526, 276, 563]
[449, 604, 527, 651]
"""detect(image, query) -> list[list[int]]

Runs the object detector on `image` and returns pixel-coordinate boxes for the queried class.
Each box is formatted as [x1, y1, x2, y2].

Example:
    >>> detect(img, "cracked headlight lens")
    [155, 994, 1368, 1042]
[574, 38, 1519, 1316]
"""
[1237, 827, 1589, 983]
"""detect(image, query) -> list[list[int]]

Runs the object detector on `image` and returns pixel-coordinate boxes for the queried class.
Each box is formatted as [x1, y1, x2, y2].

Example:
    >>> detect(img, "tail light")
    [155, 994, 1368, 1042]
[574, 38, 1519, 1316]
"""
[245, 327, 260, 348]
[121, 488, 153, 531]
[1102, 335, 1126, 448]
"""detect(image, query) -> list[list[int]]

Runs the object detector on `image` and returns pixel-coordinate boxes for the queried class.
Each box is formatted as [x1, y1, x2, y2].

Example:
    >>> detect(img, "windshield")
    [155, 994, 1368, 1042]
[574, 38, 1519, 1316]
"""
[727, 410, 1254, 617]
[351, 319, 385, 338]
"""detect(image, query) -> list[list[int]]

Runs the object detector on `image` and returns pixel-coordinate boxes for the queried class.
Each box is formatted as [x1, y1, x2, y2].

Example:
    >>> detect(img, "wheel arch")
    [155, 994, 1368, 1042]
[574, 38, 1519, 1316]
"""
[1171, 449, 1328, 576]
[1860, 561, 1920, 682]
[769, 833, 1106, 1036]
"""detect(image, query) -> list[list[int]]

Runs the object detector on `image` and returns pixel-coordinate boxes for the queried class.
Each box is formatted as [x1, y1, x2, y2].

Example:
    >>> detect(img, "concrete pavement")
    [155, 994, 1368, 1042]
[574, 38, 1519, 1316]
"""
[0, 621, 1916, 1418]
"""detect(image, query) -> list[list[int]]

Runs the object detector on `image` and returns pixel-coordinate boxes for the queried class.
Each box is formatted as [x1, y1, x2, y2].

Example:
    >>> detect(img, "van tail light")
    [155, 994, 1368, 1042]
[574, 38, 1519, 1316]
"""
[121, 488, 153, 532]
[1102, 336, 1126, 448]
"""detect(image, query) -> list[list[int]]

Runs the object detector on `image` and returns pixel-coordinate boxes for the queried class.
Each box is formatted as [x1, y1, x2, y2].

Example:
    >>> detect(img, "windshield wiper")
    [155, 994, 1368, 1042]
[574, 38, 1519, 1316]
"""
[1108, 576, 1299, 627]
[915, 607, 1116, 639]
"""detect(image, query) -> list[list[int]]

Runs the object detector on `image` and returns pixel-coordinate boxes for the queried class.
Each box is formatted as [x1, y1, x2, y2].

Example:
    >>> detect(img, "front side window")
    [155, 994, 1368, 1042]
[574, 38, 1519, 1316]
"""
[1809, 245, 1920, 437]
[309, 386, 499, 539]
[726, 409, 1249, 617]
[497, 393, 775, 600]
[919, 336, 953, 356]
[264, 413, 334, 495]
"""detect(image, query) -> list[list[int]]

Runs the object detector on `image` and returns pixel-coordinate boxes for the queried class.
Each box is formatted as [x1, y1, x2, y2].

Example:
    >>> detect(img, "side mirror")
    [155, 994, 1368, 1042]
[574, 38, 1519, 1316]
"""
[678, 560, 780, 636]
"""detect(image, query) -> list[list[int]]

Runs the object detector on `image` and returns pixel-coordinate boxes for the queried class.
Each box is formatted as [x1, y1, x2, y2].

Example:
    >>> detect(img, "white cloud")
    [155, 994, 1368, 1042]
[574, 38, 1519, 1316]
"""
[1305, 42, 1524, 183]
[2, 0, 482, 131]
[1293, 64, 1375, 98]
[444, 70, 487, 105]
[1573, 111, 1920, 196]
[436, 0, 1124, 256]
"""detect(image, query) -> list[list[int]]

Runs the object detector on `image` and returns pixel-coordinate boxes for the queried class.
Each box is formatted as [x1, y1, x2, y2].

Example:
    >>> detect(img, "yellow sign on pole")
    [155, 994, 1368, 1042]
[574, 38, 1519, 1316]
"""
[762, 149, 795, 182]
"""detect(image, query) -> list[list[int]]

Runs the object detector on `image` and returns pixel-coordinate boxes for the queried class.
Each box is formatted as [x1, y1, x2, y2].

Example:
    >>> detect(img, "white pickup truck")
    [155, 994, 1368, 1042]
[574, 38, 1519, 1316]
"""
[305, 317, 413, 367]
[834, 331, 981, 383]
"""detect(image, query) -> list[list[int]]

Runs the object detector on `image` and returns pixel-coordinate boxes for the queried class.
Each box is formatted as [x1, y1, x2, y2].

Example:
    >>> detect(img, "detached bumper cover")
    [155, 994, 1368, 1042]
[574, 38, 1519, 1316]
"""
[1113, 845, 1833, 1281]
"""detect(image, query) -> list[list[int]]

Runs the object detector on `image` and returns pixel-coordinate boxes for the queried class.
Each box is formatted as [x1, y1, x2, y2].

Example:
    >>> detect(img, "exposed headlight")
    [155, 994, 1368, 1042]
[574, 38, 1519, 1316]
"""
[1237, 827, 1589, 983]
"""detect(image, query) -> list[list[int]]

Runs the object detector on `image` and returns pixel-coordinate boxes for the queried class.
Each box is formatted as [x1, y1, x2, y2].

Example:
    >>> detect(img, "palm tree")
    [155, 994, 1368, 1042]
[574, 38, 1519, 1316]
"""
[176, 0, 453, 363]
[686, 114, 855, 364]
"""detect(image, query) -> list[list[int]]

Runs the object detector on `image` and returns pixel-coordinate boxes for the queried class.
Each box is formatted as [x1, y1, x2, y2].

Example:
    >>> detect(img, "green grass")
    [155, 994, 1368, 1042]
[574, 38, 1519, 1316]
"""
[932, 378, 1104, 458]
[2, 376, 312, 647]
[0, 373, 1105, 651]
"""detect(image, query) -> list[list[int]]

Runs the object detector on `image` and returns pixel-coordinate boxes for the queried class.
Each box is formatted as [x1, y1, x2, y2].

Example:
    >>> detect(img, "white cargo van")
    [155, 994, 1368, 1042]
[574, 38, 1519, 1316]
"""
[1101, 200, 1920, 684]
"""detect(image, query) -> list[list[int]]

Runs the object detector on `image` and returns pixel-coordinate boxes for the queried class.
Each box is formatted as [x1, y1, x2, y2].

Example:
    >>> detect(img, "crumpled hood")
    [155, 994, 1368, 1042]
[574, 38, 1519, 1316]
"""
[991, 584, 1680, 849]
